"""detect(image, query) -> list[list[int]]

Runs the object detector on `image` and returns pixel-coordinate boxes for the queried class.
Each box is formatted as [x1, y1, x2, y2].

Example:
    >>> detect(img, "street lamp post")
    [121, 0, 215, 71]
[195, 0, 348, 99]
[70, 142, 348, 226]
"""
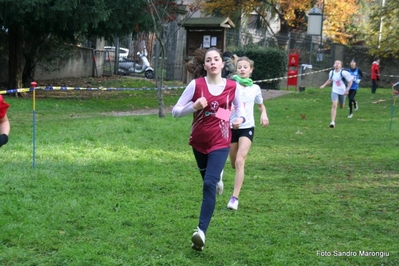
[378, 0, 386, 49]
[307, 6, 323, 36]
[307, 4, 324, 64]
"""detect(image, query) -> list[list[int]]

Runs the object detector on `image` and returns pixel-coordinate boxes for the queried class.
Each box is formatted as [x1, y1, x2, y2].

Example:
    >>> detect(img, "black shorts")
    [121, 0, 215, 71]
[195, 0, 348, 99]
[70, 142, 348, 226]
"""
[231, 127, 255, 143]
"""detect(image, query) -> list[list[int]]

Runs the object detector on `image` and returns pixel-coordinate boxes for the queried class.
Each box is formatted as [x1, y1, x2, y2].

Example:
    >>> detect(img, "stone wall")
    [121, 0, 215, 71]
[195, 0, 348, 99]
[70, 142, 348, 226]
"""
[0, 46, 106, 87]
[288, 45, 399, 91]
[35, 47, 104, 81]
[344, 46, 399, 88]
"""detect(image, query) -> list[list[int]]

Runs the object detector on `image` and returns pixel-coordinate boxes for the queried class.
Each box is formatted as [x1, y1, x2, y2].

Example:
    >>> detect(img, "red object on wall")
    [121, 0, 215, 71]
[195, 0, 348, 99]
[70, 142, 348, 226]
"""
[287, 70, 298, 86]
[287, 49, 300, 90]
[288, 54, 299, 67]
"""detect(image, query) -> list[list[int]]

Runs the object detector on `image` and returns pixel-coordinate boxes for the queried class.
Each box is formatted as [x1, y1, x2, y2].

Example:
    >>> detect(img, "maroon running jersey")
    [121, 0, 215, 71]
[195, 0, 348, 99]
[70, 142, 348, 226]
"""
[189, 77, 237, 154]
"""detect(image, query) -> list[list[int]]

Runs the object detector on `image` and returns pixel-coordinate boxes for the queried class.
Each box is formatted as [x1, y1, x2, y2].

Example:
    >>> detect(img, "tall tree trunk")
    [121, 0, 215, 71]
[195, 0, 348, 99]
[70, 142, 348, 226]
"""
[156, 38, 166, 118]
[22, 57, 37, 86]
[277, 21, 290, 49]
[8, 25, 24, 90]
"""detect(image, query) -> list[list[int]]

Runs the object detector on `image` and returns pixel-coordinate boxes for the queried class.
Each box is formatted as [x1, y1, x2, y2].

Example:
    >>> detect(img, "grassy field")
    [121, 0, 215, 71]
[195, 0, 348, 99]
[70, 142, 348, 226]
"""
[1, 81, 398, 265]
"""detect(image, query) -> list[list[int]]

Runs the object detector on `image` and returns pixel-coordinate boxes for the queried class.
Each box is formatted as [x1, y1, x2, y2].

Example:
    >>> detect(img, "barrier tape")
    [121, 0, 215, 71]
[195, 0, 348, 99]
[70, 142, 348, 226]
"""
[37, 67, 331, 89]
[4, 67, 397, 94]
[38, 86, 187, 91]
[254, 67, 332, 84]
[361, 72, 399, 78]
[0, 86, 188, 94]
[0, 88, 30, 95]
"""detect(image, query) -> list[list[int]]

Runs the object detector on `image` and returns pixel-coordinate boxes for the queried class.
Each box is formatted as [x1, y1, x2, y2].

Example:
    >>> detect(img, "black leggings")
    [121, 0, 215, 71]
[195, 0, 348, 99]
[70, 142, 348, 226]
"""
[192, 147, 229, 234]
[348, 89, 357, 114]
[372, 79, 378, 94]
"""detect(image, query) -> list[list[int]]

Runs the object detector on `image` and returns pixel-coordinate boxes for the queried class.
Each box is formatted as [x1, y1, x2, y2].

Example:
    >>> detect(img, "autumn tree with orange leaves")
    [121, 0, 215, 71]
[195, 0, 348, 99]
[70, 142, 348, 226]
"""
[322, 0, 363, 44]
[193, 0, 362, 45]
[365, 0, 399, 58]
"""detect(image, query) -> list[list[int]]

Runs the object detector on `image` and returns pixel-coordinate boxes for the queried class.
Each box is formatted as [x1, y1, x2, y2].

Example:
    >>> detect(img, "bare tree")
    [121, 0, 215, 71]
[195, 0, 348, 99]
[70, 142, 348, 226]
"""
[146, 0, 202, 118]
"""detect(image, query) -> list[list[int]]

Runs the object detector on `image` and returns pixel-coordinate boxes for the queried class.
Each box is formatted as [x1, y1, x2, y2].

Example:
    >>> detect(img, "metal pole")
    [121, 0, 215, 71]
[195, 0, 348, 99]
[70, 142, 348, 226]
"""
[114, 37, 120, 75]
[321, 0, 325, 40]
[390, 96, 395, 130]
[31, 81, 37, 168]
[321, 0, 328, 67]
[378, 0, 386, 49]
[310, 41, 313, 65]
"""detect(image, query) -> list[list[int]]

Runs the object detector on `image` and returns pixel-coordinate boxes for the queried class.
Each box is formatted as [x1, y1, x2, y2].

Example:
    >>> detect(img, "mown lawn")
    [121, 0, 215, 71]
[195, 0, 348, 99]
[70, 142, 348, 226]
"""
[1, 83, 398, 265]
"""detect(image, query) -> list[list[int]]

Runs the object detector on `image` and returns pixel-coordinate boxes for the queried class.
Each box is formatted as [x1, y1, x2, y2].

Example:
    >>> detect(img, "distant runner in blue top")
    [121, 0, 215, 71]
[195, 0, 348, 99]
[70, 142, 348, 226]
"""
[347, 59, 363, 118]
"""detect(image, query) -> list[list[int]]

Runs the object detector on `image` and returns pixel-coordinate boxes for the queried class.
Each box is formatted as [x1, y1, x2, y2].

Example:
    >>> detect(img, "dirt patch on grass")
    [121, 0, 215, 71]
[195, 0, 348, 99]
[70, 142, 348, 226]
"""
[261, 89, 292, 100]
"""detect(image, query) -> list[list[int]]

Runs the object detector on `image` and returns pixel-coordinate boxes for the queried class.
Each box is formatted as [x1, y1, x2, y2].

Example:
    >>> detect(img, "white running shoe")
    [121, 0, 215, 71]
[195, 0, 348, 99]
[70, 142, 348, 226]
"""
[227, 196, 239, 210]
[348, 113, 353, 118]
[191, 227, 205, 251]
[216, 170, 224, 196]
[354, 102, 358, 111]
[329, 122, 335, 128]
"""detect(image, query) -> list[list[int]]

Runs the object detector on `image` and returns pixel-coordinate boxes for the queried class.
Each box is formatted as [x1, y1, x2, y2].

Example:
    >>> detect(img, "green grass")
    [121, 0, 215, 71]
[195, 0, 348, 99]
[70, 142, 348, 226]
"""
[1, 85, 398, 265]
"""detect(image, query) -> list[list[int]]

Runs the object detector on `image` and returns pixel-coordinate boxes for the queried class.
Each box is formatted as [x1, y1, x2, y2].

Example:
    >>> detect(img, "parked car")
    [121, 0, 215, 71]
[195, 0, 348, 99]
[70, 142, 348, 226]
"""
[104, 46, 129, 60]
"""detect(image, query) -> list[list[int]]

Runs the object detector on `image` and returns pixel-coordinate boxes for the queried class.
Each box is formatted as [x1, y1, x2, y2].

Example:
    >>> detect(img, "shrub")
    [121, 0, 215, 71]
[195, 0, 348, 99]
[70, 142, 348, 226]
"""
[233, 46, 287, 90]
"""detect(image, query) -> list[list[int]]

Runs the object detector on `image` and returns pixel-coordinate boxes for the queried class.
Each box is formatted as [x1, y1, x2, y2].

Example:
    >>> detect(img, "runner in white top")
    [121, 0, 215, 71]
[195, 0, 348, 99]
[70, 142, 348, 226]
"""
[320, 60, 353, 128]
[227, 56, 269, 210]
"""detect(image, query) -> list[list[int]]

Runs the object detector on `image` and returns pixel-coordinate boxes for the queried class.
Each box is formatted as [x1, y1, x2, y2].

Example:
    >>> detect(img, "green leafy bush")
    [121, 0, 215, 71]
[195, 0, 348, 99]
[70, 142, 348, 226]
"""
[233, 46, 287, 90]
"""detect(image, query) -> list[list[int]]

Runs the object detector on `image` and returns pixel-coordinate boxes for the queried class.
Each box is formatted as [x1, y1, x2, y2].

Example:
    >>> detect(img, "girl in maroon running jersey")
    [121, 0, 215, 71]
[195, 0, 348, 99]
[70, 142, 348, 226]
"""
[172, 47, 246, 251]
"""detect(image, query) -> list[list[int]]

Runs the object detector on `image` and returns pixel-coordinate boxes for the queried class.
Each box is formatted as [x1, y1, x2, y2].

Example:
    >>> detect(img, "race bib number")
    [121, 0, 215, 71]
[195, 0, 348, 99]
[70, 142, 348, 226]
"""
[335, 80, 342, 87]
[215, 107, 231, 121]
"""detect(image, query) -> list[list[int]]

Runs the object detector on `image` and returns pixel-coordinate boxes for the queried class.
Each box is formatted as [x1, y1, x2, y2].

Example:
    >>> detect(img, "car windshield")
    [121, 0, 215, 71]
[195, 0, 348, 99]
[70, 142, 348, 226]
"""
[104, 46, 129, 59]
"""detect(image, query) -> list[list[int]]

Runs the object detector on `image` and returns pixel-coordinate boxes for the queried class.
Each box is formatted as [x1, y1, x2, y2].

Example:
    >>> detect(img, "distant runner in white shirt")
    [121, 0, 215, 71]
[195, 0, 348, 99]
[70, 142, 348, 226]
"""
[320, 60, 353, 128]
[227, 56, 269, 211]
